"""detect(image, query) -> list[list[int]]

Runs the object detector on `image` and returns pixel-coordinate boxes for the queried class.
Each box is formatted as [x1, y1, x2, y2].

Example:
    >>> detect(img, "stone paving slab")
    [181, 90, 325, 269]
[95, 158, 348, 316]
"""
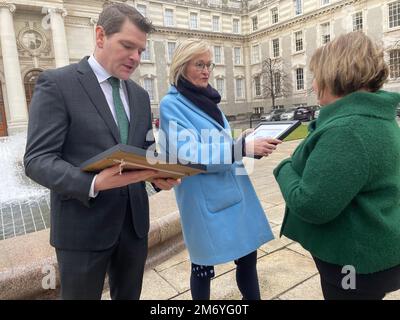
[286, 242, 313, 259]
[264, 203, 286, 226]
[278, 274, 323, 300]
[167, 248, 318, 300]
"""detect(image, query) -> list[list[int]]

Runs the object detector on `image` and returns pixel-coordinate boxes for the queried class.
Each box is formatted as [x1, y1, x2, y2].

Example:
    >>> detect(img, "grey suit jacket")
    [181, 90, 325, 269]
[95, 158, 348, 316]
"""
[24, 57, 155, 251]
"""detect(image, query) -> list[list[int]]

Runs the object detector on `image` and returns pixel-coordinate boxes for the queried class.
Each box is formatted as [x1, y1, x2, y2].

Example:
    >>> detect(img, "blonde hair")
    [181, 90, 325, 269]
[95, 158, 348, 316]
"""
[169, 39, 212, 86]
[309, 31, 389, 99]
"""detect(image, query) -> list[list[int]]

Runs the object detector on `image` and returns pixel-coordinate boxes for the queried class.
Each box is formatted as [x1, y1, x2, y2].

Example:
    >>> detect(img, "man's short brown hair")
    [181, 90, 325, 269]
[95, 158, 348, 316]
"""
[97, 3, 155, 36]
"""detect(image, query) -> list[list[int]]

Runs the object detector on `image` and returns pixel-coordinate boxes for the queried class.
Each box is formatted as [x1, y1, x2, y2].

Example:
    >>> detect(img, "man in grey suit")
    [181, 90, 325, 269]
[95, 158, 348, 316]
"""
[24, 3, 179, 300]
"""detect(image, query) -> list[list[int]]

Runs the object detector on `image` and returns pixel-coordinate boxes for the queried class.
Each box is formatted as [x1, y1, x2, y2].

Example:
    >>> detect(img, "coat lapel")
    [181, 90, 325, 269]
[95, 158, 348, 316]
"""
[76, 57, 120, 144]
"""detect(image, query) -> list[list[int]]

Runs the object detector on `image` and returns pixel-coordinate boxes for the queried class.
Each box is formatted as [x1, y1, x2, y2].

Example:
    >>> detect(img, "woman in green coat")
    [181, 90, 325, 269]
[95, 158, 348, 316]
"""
[274, 31, 400, 300]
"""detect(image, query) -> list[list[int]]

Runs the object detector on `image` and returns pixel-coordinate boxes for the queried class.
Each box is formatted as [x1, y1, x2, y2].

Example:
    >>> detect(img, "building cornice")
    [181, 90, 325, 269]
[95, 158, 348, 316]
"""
[139, 0, 243, 15]
[155, 26, 245, 41]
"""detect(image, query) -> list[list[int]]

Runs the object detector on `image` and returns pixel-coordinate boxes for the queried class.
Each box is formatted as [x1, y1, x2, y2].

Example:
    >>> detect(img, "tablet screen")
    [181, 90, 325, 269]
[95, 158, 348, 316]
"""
[245, 121, 300, 142]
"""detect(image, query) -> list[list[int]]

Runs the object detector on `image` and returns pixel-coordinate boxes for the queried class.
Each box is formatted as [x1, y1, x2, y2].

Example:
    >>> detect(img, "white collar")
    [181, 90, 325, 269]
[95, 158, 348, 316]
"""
[88, 54, 118, 86]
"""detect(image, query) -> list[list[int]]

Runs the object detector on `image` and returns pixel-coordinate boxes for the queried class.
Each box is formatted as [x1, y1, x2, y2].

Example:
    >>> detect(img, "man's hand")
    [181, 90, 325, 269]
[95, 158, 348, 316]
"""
[152, 178, 181, 191]
[245, 138, 282, 157]
[94, 164, 158, 193]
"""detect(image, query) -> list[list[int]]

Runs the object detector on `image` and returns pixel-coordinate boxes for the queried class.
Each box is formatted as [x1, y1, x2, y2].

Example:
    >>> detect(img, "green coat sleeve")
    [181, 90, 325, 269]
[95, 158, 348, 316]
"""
[274, 127, 370, 225]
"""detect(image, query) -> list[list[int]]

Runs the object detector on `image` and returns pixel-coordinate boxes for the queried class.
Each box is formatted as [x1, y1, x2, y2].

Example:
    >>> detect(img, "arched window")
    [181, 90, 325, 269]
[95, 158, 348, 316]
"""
[24, 69, 42, 108]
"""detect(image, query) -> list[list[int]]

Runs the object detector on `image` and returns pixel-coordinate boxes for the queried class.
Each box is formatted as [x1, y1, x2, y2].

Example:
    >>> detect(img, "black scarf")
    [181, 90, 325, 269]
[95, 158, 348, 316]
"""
[176, 77, 224, 128]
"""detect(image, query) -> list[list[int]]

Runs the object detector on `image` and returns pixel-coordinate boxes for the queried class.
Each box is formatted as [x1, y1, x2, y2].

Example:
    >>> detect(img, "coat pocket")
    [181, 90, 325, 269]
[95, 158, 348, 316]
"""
[199, 170, 243, 213]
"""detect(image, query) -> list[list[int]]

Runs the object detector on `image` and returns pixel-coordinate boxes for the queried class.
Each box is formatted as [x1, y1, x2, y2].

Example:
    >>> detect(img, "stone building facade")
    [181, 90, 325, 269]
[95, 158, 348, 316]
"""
[0, 0, 399, 136]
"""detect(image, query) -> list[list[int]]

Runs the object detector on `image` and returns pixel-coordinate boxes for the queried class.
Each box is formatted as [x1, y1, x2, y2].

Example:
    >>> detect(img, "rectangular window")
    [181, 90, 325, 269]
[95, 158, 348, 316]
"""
[295, 31, 303, 52]
[189, 12, 198, 29]
[212, 16, 220, 32]
[164, 9, 174, 27]
[321, 0, 330, 5]
[389, 1, 400, 28]
[144, 78, 154, 101]
[274, 72, 281, 94]
[236, 79, 244, 98]
[214, 46, 222, 64]
[216, 78, 224, 97]
[272, 39, 280, 58]
[252, 16, 258, 31]
[271, 7, 279, 24]
[295, 0, 303, 15]
[234, 47, 241, 65]
[142, 40, 151, 61]
[137, 4, 147, 17]
[389, 49, 400, 78]
[296, 68, 304, 90]
[321, 22, 330, 44]
[252, 45, 260, 63]
[167, 41, 176, 62]
[233, 18, 240, 33]
[255, 77, 261, 96]
[353, 12, 363, 31]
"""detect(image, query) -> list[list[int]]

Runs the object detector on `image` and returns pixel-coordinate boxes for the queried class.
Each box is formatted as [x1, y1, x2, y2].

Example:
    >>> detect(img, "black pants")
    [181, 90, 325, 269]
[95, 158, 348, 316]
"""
[56, 205, 148, 300]
[313, 256, 400, 300]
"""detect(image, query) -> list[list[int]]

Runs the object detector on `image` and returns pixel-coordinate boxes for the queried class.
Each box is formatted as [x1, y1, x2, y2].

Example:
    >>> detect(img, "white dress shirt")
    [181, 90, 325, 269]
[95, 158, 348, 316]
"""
[87, 55, 131, 198]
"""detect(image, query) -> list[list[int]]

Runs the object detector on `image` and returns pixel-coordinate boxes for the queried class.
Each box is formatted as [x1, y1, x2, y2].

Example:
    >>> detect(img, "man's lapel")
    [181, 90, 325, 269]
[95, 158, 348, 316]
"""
[125, 80, 146, 147]
[76, 57, 120, 144]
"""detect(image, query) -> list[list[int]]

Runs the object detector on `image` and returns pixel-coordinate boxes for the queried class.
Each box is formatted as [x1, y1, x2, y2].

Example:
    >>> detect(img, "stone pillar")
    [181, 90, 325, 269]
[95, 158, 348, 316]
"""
[48, 8, 69, 67]
[0, 3, 28, 133]
[90, 17, 98, 49]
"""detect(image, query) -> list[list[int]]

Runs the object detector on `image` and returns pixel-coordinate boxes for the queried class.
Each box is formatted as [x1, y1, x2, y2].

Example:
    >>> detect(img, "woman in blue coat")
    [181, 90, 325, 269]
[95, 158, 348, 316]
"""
[159, 39, 279, 300]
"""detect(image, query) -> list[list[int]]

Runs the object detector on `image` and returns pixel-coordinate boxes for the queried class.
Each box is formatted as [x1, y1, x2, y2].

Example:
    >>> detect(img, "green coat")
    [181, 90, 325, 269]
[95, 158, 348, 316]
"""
[274, 90, 400, 274]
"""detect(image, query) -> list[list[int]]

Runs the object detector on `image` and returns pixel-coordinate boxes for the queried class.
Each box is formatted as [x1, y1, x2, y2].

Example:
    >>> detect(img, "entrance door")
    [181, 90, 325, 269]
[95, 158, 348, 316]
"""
[0, 82, 7, 137]
[24, 69, 42, 109]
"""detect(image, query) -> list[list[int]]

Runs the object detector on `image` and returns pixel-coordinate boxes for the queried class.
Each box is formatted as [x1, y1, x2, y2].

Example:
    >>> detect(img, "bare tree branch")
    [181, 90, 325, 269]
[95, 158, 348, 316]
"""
[259, 57, 292, 109]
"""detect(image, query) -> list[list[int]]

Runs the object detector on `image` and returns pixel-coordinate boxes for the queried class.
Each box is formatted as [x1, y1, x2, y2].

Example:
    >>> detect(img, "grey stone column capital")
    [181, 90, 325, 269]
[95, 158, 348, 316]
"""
[47, 7, 68, 18]
[0, 2, 16, 13]
[90, 17, 98, 25]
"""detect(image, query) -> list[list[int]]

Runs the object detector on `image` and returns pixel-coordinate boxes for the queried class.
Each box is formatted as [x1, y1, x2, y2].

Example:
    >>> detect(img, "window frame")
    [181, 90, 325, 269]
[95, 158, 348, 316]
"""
[212, 15, 221, 32]
[388, 1, 400, 29]
[189, 11, 199, 30]
[295, 67, 305, 91]
[164, 8, 175, 27]
[272, 38, 280, 58]
[251, 15, 258, 31]
[389, 49, 400, 79]
[271, 7, 279, 25]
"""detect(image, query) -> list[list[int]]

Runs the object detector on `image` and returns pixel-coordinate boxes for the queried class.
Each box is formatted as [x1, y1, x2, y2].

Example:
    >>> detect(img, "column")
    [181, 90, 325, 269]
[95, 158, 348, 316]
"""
[90, 17, 98, 49]
[48, 8, 69, 67]
[0, 3, 28, 133]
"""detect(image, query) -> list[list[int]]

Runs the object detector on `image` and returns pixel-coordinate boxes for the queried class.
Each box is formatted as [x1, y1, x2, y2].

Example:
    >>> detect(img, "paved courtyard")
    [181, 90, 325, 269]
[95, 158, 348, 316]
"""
[106, 138, 400, 300]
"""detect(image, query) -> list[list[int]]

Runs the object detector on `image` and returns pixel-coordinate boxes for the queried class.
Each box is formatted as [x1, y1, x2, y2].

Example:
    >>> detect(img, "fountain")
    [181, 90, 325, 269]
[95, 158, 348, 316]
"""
[0, 132, 50, 241]
[0, 132, 157, 241]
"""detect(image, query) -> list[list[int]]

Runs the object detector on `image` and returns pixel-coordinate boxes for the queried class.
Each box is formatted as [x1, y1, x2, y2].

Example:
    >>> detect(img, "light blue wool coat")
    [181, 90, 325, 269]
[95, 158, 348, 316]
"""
[159, 86, 274, 265]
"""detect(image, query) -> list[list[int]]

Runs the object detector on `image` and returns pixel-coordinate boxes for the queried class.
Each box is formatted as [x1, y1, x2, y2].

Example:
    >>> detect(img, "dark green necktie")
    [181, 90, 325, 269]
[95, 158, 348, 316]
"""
[108, 76, 129, 144]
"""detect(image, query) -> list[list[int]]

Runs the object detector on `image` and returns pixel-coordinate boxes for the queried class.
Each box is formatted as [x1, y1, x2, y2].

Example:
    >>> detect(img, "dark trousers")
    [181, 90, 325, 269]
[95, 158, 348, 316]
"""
[56, 205, 148, 300]
[190, 251, 260, 300]
[313, 256, 400, 300]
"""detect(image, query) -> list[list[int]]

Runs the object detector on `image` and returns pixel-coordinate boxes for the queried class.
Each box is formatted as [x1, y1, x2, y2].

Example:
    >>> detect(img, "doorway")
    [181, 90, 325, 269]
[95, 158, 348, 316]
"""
[0, 82, 7, 137]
